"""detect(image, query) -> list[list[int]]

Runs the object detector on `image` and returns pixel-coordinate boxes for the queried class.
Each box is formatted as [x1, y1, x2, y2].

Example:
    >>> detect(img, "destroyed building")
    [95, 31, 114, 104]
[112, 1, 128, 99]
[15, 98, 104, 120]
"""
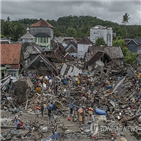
[20, 42, 58, 76]
[65, 41, 77, 58]
[85, 46, 124, 67]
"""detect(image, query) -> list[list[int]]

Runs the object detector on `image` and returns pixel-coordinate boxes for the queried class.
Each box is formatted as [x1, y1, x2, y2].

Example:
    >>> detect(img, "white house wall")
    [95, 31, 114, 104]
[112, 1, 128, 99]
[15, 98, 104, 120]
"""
[90, 27, 113, 46]
[77, 44, 92, 58]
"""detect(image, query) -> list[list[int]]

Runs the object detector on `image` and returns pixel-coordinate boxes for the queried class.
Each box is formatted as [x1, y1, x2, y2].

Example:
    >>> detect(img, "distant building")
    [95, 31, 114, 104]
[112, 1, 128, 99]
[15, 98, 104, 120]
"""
[34, 33, 51, 49]
[126, 38, 141, 64]
[30, 19, 53, 49]
[90, 25, 113, 46]
[0, 38, 11, 44]
[77, 37, 92, 59]
[20, 28, 35, 43]
[65, 41, 77, 58]
[30, 19, 54, 39]
[0, 44, 24, 79]
[54, 37, 77, 48]
[126, 38, 141, 54]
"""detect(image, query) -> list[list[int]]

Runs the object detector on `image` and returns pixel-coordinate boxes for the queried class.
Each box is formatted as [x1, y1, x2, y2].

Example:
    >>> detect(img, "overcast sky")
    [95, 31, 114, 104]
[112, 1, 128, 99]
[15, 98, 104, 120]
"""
[1, 0, 141, 25]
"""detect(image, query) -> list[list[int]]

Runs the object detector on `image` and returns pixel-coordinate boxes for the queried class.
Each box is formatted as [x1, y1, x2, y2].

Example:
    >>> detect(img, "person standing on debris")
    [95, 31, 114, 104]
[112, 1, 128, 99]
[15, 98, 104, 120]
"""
[55, 84, 58, 95]
[5, 84, 9, 93]
[70, 102, 73, 117]
[48, 107, 52, 124]
[82, 108, 85, 123]
[36, 80, 39, 87]
[91, 97, 94, 108]
[106, 111, 110, 120]
[73, 106, 77, 118]
[41, 103, 44, 117]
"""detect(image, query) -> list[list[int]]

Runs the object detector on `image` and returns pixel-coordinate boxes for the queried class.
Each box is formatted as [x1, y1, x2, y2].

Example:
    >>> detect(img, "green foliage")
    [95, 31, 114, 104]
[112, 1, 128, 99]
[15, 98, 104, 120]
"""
[1, 15, 141, 41]
[112, 39, 137, 64]
[66, 27, 76, 37]
[122, 13, 130, 38]
[95, 38, 107, 46]
[122, 13, 130, 24]
[124, 52, 137, 64]
[1, 35, 5, 38]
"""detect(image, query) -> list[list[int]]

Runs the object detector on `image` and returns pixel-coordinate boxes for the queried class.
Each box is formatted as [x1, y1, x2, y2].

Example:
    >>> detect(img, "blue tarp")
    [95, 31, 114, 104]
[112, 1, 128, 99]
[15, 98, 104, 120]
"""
[96, 107, 106, 115]
[41, 132, 61, 141]
[62, 79, 67, 85]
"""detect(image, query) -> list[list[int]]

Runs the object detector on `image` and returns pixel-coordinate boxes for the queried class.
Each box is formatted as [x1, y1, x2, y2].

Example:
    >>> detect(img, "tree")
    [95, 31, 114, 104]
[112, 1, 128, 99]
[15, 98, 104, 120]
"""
[54, 30, 62, 37]
[122, 13, 130, 38]
[66, 27, 76, 37]
[1, 35, 5, 38]
[7, 16, 10, 22]
[95, 38, 107, 46]
[113, 39, 137, 64]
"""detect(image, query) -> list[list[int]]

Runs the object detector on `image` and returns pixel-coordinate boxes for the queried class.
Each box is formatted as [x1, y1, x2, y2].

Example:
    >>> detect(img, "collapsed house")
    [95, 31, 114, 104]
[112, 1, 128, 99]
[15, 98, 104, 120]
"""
[21, 43, 58, 76]
[65, 41, 77, 58]
[86, 51, 112, 70]
[23, 54, 57, 76]
[85, 46, 124, 68]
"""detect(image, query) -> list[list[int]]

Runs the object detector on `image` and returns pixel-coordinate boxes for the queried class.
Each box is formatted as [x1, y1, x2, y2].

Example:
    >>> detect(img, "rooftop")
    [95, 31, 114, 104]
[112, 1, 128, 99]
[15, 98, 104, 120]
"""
[78, 37, 93, 44]
[30, 19, 54, 28]
[86, 46, 124, 61]
[21, 33, 35, 39]
[0, 44, 22, 65]
[34, 33, 51, 37]
[55, 37, 74, 43]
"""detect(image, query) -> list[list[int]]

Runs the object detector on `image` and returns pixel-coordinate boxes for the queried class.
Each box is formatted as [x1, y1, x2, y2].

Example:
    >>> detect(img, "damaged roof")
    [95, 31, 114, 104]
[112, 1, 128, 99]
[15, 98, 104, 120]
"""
[87, 51, 104, 66]
[1, 44, 22, 65]
[64, 53, 74, 61]
[105, 47, 124, 59]
[87, 50, 112, 66]
[86, 46, 124, 61]
[78, 37, 93, 44]
[55, 37, 74, 44]
[30, 19, 54, 28]
[24, 53, 57, 73]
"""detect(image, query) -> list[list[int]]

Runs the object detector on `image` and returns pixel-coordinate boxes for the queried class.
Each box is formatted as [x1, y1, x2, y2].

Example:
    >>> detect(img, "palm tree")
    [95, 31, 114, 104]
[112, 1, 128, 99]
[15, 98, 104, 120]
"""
[122, 13, 130, 38]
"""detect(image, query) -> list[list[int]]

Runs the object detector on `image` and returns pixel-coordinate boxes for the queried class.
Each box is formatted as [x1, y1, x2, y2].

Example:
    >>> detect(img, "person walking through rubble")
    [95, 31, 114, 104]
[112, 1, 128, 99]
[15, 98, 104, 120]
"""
[48, 107, 52, 124]
[41, 103, 44, 117]
[70, 102, 73, 117]
[36, 80, 39, 87]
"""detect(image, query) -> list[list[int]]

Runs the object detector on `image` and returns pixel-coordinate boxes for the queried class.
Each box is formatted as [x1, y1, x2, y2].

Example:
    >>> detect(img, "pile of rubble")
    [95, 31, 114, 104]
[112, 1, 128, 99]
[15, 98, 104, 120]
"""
[1, 60, 141, 141]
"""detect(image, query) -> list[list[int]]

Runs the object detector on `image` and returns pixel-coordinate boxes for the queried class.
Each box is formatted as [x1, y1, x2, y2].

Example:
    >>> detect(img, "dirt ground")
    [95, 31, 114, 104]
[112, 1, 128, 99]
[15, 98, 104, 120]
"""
[1, 110, 139, 141]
